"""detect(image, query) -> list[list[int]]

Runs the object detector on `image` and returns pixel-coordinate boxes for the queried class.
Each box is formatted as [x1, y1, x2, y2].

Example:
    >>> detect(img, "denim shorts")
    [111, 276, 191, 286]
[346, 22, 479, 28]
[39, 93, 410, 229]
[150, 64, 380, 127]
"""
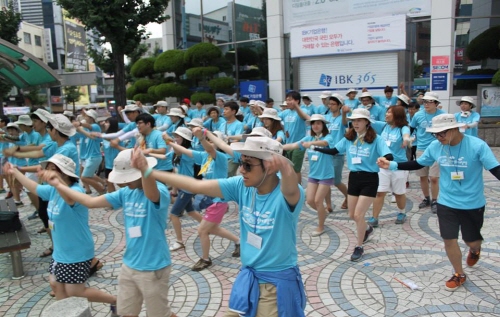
[193, 195, 214, 211]
[170, 190, 194, 217]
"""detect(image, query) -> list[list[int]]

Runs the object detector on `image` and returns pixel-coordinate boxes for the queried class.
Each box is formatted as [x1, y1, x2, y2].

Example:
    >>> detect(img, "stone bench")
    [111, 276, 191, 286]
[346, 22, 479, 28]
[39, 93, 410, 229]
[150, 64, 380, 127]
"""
[41, 297, 91, 317]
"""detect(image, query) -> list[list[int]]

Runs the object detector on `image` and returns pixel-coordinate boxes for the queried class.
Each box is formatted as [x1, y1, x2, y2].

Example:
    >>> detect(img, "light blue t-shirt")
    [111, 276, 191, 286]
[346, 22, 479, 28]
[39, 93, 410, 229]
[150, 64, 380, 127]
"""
[203, 117, 226, 132]
[374, 95, 399, 109]
[26, 130, 42, 166]
[240, 106, 251, 119]
[367, 105, 386, 121]
[105, 182, 171, 271]
[8, 132, 28, 167]
[153, 113, 172, 131]
[77, 130, 88, 160]
[315, 104, 328, 115]
[325, 113, 347, 147]
[218, 176, 305, 271]
[144, 130, 170, 171]
[273, 130, 286, 144]
[410, 109, 446, 150]
[52, 141, 80, 174]
[373, 123, 410, 163]
[103, 139, 122, 169]
[166, 121, 185, 137]
[299, 135, 335, 180]
[300, 104, 316, 116]
[334, 135, 391, 172]
[193, 150, 228, 203]
[189, 108, 206, 119]
[221, 120, 244, 136]
[415, 135, 499, 209]
[84, 124, 102, 158]
[39, 133, 55, 162]
[245, 114, 263, 132]
[454, 112, 480, 137]
[37, 184, 93, 263]
[344, 99, 360, 109]
[279, 109, 307, 143]
[191, 136, 204, 151]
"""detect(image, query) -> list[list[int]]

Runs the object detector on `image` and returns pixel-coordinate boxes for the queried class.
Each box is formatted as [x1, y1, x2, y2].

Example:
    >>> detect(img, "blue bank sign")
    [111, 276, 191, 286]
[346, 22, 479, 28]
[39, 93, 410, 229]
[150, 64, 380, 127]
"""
[240, 80, 268, 101]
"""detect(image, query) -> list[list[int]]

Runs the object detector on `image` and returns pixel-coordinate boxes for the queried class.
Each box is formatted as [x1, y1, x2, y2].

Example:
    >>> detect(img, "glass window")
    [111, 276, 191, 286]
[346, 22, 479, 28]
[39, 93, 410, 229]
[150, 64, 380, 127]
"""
[34, 35, 42, 46]
[234, 0, 266, 42]
[452, 0, 500, 96]
[23, 32, 31, 44]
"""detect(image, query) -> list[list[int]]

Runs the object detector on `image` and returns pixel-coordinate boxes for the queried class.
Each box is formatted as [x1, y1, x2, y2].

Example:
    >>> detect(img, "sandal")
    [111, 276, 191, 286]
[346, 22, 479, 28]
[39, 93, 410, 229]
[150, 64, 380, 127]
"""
[89, 259, 104, 276]
[39, 247, 53, 258]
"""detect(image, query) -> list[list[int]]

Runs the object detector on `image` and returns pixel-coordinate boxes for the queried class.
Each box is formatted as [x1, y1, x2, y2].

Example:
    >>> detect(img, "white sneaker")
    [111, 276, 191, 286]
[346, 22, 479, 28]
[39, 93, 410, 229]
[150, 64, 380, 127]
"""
[169, 241, 185, 251]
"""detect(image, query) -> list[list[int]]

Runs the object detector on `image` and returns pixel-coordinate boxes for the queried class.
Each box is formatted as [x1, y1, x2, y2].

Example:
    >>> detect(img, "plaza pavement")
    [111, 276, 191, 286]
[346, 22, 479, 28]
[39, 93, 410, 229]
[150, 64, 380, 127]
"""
[1, 147, 500, 317]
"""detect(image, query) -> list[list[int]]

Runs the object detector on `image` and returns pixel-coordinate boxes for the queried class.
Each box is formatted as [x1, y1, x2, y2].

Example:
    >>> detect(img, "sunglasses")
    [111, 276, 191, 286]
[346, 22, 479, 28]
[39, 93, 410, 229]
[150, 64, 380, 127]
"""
[239, 161, 261, 172]
[431, 130, 450, 139]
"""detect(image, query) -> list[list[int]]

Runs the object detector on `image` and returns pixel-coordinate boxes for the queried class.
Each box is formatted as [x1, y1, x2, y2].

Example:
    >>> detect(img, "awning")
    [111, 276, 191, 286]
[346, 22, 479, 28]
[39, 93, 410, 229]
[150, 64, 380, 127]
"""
[0, 38, 60, 89]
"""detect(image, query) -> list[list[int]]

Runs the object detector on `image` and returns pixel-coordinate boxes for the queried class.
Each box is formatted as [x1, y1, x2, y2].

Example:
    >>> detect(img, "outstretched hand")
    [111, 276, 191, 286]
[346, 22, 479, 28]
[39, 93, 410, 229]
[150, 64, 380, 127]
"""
[130, 147, 148, 171]
[376, 157, 390, 169]
[38, 170, 63, 187]
[2, 162, 16, 175]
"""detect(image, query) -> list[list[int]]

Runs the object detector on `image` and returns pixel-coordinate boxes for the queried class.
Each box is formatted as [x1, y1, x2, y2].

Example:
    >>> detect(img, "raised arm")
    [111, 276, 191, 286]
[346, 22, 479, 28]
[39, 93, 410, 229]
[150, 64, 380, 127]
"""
[205, 129, 234, 157]
[130, 148, 160, 202]
[193, 128, 216, 159]
[4, 163, 38, 193]
[266, 154, 301, 207]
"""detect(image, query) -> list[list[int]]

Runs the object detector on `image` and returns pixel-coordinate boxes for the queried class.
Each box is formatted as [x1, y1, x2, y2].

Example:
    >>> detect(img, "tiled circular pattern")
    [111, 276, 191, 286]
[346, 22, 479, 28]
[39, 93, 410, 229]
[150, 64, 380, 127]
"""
[1, 148, 500, 316]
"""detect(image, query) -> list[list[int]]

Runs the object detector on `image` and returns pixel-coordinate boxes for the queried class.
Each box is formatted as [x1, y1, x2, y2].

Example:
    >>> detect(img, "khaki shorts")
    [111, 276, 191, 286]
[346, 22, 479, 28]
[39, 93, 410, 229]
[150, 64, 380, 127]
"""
[415, 150, 440, 177]
[225, 283, 278, 317]
[117, 264, 173, 317]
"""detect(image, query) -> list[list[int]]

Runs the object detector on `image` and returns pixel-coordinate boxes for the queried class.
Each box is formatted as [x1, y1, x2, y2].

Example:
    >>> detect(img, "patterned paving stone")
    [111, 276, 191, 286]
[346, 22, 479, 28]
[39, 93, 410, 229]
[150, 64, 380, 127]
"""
[1, 148, 500, 316]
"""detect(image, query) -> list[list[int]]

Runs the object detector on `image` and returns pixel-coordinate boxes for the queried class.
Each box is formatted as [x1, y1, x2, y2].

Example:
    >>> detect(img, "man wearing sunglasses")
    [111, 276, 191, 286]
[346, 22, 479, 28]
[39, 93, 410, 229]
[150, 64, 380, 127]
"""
[134, 136, 307, 317]
[377, 113, 500, 292]
[409, 92, 446, 213]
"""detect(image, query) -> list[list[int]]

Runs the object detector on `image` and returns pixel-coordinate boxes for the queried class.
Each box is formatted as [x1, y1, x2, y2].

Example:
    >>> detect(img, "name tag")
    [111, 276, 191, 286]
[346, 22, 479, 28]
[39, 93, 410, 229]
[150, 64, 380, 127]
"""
[385, 140, 391, 146]
[247, 231, 262, 249]
[311, 155, 318, 161]
[459, 127, 466, 133]
[352, 157, 362, 164]
[451, 171, 464, 180]
[128, 226, 142, 238]
[48, 220, 54, 231]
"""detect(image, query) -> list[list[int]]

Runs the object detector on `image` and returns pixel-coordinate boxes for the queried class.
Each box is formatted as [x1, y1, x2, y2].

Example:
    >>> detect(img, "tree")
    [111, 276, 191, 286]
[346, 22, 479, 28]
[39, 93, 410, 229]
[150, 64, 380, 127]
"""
[0, 1, 22, 113]
[24, 86, 47, 106]
[58, 0, 170, 107]
[466, 25, 500, 61]
[65, 86, 83, 113]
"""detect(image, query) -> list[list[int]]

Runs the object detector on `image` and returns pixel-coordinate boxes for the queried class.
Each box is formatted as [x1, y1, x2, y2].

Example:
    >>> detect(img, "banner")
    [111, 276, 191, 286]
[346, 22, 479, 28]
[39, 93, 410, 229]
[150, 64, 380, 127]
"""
[3, 107, 31, 115]
[240, 80, 268, 101]
[479, 86, 500, 118]
[284, 0, 431, 33]
[291, 15, 406, 58]
[64, 14, 87, 71]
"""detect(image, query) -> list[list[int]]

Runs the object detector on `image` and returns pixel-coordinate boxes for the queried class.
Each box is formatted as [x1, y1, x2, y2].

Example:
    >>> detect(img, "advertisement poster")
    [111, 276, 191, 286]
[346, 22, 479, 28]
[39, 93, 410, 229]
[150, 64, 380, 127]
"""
[431, 55, 450, 73]
[284, 0, 431, 33]
[239, 80, 268, 101]
[290, 15, 406, 58]
[478, 85, 500, 118]
[431, 73, 448, 91]
[64, 13, 87, 71]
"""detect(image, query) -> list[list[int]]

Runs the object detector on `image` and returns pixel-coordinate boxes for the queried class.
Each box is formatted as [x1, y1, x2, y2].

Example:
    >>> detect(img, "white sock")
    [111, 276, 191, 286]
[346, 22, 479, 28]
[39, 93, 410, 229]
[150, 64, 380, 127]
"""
[399, 209, 405, 214]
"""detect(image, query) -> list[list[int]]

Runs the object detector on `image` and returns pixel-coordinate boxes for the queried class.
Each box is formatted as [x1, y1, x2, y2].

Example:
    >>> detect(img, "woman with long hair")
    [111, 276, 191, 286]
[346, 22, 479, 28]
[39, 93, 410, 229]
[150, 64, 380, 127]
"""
[259, 108, 285, 144]
[314, 109, 393, 261]
[166, 108, 186, 136]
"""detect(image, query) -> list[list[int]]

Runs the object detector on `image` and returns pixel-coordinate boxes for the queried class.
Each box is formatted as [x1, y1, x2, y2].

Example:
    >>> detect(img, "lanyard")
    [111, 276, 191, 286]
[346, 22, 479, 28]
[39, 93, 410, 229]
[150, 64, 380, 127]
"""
[446, 141, 463, 186]
[250, 188, 272, 233]
[354, 134, 365, 157]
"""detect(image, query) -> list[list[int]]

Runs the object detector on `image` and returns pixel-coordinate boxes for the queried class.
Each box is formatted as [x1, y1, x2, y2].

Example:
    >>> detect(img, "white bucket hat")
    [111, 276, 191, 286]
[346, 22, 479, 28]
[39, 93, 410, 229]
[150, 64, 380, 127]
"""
[319, 90, 332, 99]
[180, 105, 189, 114]
[6, 123, 21, 132]
[187, 118, 203, 128]
[426, 114, 465, 133]
[40, 154, 78, 178]
[330, 93, 344, 105]
[396, 94, 410, 106]
[14, 115, 33, 126]
[231, 137, 292, 165]
[212, 131, 227, 143]
[85, 109, 98, 122]
[456, 96, 475, 108]
[258, 108, 281, 121]
[48, 114, 77, 137]
[252, 100, 266, 110]
[167, 108, 185, 118]
[422, 92, 440, 103]
[173, 126, 193, 141]
[32, 109, 52, 123]
[348, 108, 374, 122]
[306, 114, 329, 125]
[248, 100, 256, 106]
[154, 101, 168, 107]
[122, 104, 142, 112]
[63, 111, 74, 117]
[302, 94, 312, 101]
[108, 149, 157, 184]
[242, 127, 272, 140]
[358, 92, 374, 102]
[346, 89, 358, 96]
[281, 101, 287, 106]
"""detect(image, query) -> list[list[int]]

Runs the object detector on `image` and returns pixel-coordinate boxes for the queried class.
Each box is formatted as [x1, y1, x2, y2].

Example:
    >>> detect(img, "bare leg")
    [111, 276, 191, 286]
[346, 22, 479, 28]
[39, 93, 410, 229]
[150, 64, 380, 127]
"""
[443, 239, 464, 274]
[170, 214, 183, 242]
[430, 176, 439, 200]
[351, 196, 375, 246]
[372, 192, 387, 219]
[65, 283, 116, 303]
[325, 187, 332, 211]
[394, 193, 406, 210]
[306, 183, 318, 210]
[420, 176, 430, 198]
[314, 184, 331, 232]
[81, 177, 105, 194]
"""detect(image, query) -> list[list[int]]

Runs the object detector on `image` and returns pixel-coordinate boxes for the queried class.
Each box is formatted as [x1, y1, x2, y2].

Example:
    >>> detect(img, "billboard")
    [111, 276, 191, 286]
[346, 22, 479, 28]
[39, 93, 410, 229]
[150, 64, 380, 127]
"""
[187, 14, 230, 43]
[478, 85, 500, 118]
[240, 80, 267, 101]
[283, 0, 431, 33]
[291, 15, 406, 58]
[64, 15, 87, 71]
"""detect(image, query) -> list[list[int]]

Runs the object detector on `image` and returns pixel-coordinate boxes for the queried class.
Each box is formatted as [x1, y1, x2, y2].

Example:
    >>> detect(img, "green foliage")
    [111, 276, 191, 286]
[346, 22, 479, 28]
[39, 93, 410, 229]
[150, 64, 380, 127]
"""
[155, 83, 190, 99]
[130, 57, 157, 78]
[126, 85, 137, 99]
[455, 68, 497, 90]
[184, 43, 222, 67]
[87, 46, 114, 74]
[186, 66, 220, 79]
[493, 69, 500, 86]
[208, 77, 235, 95]
[466, 25, 500, 61]
[0, 1, 22, 45]
[147, 85, 159, 101]
[190, 92, 215, 105]
[24, 86, 47, 106]
[134, 79, 155, 93]
[65, 86, 83, 105]
[132, 93, 155, 104]
[154, 50, 186, 78]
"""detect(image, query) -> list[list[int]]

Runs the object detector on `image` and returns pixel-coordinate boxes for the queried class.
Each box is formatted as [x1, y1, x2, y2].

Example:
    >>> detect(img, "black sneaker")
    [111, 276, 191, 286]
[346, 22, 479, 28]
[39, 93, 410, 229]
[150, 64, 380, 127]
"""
[192, 258, 212, 271]
[419, 198, 430, 209]
[363, 225, 374, 243]
[431, 201, 438, 214]
[232, 244, 240, 257]
[27, 211, 39, 220]
[350, 246, 364, 262]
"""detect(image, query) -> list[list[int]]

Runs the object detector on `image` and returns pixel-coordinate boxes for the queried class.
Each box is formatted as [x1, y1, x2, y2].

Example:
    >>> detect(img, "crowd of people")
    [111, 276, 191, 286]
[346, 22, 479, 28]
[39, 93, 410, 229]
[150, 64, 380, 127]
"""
[1, 86, 498, 317]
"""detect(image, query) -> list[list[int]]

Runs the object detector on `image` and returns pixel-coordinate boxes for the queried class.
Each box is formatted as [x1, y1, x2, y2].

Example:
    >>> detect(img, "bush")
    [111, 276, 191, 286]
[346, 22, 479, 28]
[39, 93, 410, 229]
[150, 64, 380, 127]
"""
[126, 85, 137, 99]
[493, 69, 500, 86]
[466, 25, 500, 61]
[186, 66, 220, 79]
[132, 93, 155, 104]
[130, 57, 157, 78]
[209, 77, 235, 95]
[455, 69, 497, 90]
[134, 79, 155, 93]
[147, 85, 159, 101]
[191, 92, 215, 105]
[154, 50, 186, 77]
[155, 83, 190, 99]
[184, 43, 222, 66]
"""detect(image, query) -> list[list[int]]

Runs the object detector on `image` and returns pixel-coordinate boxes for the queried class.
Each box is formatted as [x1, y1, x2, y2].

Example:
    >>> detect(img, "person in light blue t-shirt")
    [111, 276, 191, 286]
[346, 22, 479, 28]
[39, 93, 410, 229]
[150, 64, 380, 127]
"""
[152, 100, 172, 132]
[139, 136, 306, 317]
[101, 117, 122, 193]
[344, 89, 360, 110]
[372, 86, 399, 109]
[284, 114, 334, 237]
[203, 105, 226, 132]
[44, 148, 177, 317]
[314, 108, 393, 263]
[99, 104, 142, 149]
[2, 123, 27, 205]
[188, 100, 207, 120]
[454, 96, 480, 137]
[7, 154, 116, 307]
[222, 101, 245, 177]
[378, 113, 500, 292]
